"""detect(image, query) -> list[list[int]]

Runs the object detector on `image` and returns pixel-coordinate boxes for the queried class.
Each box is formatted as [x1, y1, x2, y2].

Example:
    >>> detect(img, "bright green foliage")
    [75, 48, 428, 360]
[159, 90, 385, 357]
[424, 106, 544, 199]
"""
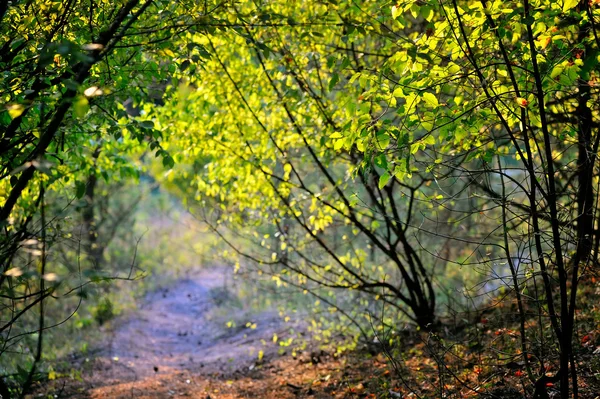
[349, 0, 599, 176]
[0, 0, 229, 391]
[0, 0, 598, 396]
[151, 0, 600, 396]
[154, 0, 444, 330]
[339, 0, 600, 396]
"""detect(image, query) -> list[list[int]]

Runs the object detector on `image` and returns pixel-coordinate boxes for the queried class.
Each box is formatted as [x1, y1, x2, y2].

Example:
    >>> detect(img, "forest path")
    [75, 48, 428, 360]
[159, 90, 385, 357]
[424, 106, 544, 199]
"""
[56, 267, 310, 398]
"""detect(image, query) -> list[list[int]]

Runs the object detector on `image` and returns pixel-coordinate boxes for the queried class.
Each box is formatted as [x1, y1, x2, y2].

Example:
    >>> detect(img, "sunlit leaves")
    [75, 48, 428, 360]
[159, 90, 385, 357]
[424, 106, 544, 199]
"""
[561, 0, 579, 12]
[6, 104, 25, 119]
[515, 97, 529, 108]
[83, 86, 104, 97]
[72, 96, 90, 118]
[391, 5, 402, 20]
[378, 172, 391, 189]
[421, 92, 439, 108]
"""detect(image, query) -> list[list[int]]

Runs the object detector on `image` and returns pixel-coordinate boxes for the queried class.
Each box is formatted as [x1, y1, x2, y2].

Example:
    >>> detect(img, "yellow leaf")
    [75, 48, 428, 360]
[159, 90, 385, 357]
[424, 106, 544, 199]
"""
[562, 0, 578, 12]
[422, 92, 439, 107]
[536, 36, 551, 49]
[333, 139, 344, 151]
[422, 134, 435, 145]
[7, 104, 25, 119]
[516, 97, 528, 108]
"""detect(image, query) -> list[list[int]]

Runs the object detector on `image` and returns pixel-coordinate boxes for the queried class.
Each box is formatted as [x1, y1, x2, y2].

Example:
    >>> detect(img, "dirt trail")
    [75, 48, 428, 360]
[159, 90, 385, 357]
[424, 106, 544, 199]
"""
[60, 268, 302, 398]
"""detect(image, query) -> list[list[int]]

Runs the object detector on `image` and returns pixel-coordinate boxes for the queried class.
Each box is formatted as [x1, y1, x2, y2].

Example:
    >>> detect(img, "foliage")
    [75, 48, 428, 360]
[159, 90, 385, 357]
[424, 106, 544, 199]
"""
[151, 0, 600, 397]
[154, 0, 439, 332]
[0, 0, 228, 395]
[1, 0, 599, 397]
[344, 0, 600, 397]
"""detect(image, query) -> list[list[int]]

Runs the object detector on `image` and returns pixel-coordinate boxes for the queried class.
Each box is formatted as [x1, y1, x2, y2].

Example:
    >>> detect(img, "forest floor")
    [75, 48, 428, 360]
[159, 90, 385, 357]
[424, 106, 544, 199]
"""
[36, 268, 600, 399]
[37, 268, 392, 398]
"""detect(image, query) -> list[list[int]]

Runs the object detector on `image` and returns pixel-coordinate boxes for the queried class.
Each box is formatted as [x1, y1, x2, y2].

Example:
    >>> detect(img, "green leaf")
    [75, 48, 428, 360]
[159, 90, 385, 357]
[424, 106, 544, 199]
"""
[341, 57, 350, 70]
[140, 120, 155, 129]
[393, 87, 404, 97]
[326, 56, 336, 69]
[162, 155, 175, 169]
[75, 181, 86, 199]
[422, 134, 435, 145]
[377, 132, 390, 149]
[329, 72, 339, 91]
[420, 6, 434, 21]
[73, 96, 89, 118]
[422, 92, 439, 108]
[374, 154, 387, 169]
[378, 172, 391, 189]
[550, 65, 564, 79]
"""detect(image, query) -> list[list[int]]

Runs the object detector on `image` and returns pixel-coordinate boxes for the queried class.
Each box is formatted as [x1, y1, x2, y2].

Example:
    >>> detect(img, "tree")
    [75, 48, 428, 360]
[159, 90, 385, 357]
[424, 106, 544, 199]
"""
[153, 2, 440, 331]
[152, 0, 599, 396]
[344, 0, 599, 397]
[1, 0, 596, 397]
[0, 0, 227, 395]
